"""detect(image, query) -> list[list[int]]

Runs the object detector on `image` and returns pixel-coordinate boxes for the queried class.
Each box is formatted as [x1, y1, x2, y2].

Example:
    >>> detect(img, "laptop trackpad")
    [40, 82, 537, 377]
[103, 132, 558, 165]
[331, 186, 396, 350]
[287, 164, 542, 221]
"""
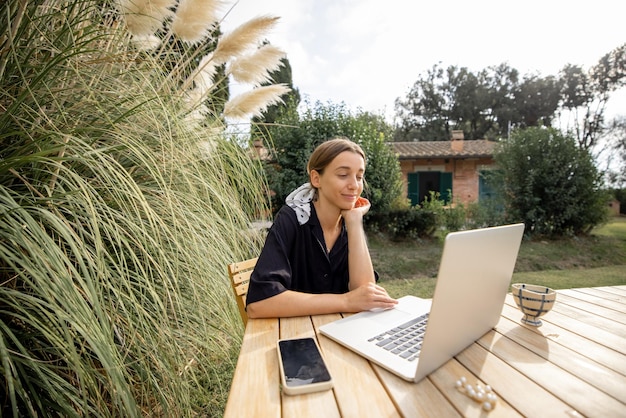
[368, 306, 414, 325]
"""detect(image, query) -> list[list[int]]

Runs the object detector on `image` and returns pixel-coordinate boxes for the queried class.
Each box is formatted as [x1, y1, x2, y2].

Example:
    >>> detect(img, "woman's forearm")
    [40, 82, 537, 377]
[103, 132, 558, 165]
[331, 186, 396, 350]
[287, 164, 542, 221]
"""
[246, 282, 397, 319]
[346, 220, 376, 290]
[246, 290, 348, 318]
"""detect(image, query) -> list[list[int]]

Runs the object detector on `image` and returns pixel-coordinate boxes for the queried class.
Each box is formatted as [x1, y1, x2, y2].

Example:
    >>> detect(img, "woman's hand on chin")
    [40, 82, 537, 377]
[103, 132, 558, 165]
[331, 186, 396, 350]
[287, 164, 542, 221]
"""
[341, 197, 370, 225]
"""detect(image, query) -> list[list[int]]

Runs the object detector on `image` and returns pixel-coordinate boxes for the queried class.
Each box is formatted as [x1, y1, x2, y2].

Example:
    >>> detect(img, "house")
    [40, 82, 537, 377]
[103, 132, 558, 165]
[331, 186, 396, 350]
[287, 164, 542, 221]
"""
[391, 131, 498, 206]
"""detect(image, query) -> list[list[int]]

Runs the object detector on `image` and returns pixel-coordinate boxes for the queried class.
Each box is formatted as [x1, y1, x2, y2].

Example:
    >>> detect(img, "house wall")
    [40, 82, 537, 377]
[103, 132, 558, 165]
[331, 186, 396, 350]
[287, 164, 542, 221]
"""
[399, 157, 494, 205]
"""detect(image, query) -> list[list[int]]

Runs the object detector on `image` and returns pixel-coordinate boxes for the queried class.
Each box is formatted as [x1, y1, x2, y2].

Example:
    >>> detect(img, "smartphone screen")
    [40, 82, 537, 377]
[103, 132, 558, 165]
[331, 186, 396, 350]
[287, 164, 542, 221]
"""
[277, 338, 332, 392]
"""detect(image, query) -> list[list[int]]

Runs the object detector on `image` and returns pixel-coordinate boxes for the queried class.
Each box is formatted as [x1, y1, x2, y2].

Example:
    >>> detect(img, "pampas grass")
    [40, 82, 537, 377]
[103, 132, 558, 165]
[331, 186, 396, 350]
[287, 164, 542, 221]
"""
[131, 33, 161, 50]
[171, 0, 223, 44]
[229, 43, 286, 86]
[185, 51, 219, 94]
[118, 0, 290, 122]
[0, 0, 284, 416]
[213, 15, 280, 64]
[223, 84, 290, 119]
[119, 0, 174, 36]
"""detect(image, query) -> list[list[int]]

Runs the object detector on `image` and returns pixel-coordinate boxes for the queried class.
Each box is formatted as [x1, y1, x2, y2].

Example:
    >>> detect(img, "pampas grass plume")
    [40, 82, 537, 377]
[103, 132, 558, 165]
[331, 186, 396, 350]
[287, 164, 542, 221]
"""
[229, 44, 286, 86]
[223, 84, 290, 120]
[188, 52, 219, 92]
[183, 88, 205, 110]
[131, 34, 162, 51]
[213, 16, 280, 64]
[120, 0, 174, 37]
[172, 0, 223, 44]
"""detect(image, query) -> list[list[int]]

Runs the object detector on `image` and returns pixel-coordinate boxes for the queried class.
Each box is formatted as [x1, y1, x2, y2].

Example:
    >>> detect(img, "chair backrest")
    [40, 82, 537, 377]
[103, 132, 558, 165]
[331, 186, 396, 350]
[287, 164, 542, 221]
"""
[228, 257, 258, 328]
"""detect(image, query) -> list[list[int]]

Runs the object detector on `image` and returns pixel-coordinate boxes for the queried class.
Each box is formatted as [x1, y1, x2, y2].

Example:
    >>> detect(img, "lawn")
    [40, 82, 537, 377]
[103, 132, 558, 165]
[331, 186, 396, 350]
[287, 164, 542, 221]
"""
[370, 217, 626, 299]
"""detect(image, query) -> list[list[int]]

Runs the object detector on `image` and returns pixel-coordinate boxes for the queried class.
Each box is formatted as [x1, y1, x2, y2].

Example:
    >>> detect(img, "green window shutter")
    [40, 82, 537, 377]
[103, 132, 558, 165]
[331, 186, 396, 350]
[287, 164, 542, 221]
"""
[440, 172, 452, 204]
[479, 171, 492, 200]
[407, 172, 420, 206]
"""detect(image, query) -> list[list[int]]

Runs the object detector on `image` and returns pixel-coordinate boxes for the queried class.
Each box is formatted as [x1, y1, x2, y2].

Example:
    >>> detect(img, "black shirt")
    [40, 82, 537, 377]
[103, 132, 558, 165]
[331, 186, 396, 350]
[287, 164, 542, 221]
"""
[246, 203, 350, 305]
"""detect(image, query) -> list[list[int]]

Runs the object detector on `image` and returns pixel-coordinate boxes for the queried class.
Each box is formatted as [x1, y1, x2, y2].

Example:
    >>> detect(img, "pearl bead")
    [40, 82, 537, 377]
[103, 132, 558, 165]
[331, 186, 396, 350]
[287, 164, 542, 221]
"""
[455, 376, 498, 411]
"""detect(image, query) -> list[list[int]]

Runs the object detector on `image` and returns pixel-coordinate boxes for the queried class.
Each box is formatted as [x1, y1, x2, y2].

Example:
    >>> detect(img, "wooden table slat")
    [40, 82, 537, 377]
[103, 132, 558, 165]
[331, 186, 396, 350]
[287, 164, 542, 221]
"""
[540, 291, 626, 326]
[456, 341, 575, 417]
[279, 316, 341, 418]
[477, 327, 626, 417]
[311, 314, 401, 418]
[224, 318, 280, 418]
[505, 294, 626, 355]
[501, 301, 626, 375]
[427, 358, 523, 417]
[573, 286, 626, 304]
[596, 285, 626, 297]
[494, 310, 626, 403]
[373, 363, 463, 417]
[557, 288, 626, 313]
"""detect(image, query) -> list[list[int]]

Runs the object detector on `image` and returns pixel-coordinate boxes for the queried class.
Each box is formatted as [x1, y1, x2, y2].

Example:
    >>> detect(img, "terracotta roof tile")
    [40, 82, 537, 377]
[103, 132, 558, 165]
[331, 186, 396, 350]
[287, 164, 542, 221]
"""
[391, 140, 497, 159]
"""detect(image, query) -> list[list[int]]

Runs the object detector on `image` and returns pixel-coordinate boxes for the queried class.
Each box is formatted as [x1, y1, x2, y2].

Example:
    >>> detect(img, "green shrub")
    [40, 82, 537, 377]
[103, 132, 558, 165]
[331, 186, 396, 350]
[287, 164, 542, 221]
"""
[492, 127, 609, 236]
[366, 207, 437, 240]
[464, 197, 507, 229]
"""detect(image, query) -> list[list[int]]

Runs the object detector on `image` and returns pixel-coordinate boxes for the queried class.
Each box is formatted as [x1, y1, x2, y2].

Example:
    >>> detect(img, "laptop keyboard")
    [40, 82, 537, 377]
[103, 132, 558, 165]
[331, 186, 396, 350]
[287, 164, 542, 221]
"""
[367, 313, 429, 362]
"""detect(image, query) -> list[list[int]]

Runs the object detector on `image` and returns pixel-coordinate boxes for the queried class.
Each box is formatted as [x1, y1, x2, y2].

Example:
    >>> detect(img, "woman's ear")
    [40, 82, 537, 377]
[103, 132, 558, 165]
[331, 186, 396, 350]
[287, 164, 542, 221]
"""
[310, 170, 321, 188]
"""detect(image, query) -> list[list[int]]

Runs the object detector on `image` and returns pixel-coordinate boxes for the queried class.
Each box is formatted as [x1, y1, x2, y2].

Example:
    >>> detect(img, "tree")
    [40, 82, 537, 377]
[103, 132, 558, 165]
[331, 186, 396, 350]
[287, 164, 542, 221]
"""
[394, 63, 561, 142]
[559, 43, 626, 149]
[263, 101, 403, 215]
[514, 74, 562, 129]
[394, 63, 450, 142]
[491, 127, 608, 236]
[604, 115, 626, 187]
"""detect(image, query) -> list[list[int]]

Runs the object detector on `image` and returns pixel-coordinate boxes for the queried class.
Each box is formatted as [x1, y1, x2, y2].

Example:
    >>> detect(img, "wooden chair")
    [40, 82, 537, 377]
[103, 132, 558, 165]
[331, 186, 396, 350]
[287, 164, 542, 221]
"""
[228, 257, 258, 328]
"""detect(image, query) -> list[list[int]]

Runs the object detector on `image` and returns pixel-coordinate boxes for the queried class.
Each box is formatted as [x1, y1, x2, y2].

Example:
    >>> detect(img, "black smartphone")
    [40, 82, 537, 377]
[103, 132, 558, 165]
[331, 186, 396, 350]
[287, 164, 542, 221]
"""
[277, 337, 333, 395]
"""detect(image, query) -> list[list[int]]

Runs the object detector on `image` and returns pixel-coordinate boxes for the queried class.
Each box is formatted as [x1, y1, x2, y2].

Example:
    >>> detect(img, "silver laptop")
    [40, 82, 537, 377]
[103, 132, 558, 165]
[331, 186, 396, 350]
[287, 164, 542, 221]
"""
[319, 223, 525, 382]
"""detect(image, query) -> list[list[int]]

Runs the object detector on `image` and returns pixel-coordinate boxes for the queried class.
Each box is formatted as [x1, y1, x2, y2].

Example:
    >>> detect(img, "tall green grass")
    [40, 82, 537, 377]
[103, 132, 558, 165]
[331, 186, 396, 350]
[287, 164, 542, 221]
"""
[1, 1, 268, 416]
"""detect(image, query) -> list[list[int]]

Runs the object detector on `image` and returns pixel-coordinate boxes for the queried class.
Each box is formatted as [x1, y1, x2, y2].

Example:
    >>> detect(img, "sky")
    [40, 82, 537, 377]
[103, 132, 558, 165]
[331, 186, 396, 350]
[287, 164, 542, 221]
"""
[222, 0, 626, 122]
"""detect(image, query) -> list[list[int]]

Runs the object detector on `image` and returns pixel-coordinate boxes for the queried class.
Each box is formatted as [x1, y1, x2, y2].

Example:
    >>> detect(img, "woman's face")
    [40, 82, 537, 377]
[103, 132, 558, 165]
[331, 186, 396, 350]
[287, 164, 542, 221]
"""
[311, 151, 365, 211]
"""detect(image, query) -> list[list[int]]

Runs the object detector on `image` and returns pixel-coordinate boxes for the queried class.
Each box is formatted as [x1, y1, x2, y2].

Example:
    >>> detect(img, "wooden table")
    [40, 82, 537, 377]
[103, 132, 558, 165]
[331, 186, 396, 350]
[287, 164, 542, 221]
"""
[224, 286, 626, 417]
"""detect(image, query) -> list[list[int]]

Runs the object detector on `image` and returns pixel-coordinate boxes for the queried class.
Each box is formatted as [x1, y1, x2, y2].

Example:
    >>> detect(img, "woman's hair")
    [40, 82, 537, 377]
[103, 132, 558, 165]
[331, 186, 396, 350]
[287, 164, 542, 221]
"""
[307, 137, 366, 176]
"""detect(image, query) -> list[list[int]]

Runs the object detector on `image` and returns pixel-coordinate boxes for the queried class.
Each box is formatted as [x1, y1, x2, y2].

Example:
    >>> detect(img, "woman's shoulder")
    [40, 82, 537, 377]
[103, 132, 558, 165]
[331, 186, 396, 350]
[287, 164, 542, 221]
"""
[273, 205, 299, 227]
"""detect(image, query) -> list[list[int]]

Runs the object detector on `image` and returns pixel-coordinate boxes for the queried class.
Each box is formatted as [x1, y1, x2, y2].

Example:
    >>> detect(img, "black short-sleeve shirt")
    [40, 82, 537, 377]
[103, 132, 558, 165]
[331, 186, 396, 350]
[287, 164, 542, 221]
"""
[246, 203, 350, 305]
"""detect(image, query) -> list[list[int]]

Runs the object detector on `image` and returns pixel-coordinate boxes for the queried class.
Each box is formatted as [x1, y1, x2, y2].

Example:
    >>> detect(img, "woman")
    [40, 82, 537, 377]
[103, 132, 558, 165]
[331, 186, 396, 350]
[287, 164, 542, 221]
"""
[246, 137, 397, 318]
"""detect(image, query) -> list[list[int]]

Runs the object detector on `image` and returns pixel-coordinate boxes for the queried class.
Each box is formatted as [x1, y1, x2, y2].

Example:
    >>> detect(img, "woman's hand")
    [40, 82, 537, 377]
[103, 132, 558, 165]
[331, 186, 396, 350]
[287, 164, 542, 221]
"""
[341, 197, 370, 227]
[344, 283, 398, 312]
